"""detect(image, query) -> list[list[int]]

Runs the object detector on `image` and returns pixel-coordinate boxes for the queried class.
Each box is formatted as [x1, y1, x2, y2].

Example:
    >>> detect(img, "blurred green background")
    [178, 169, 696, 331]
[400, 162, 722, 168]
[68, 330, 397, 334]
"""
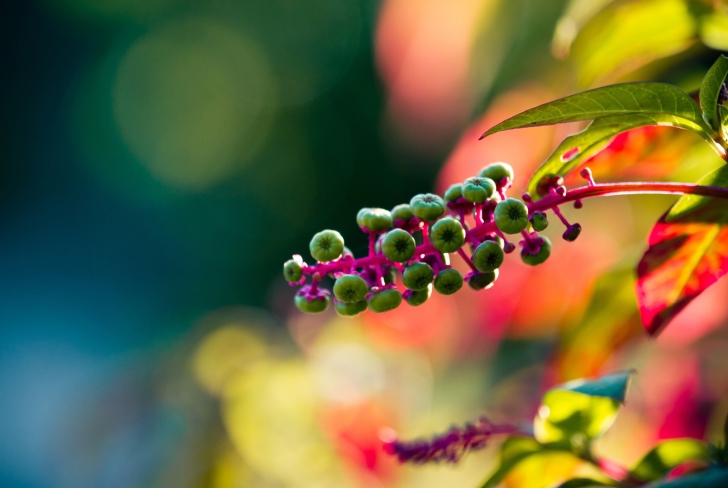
[3, 1, 728, 487]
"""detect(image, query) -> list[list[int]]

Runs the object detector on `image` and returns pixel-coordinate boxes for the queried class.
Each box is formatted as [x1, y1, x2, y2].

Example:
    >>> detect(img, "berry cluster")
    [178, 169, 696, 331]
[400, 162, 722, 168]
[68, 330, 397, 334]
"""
[283, 162, 585, 316]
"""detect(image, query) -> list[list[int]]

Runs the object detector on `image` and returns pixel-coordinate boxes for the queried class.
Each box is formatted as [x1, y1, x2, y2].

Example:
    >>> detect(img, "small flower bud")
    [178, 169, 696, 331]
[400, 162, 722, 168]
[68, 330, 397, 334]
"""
[562, 223, 582, 242]
[535, 174, 565, 197]
[529, 211, 549, 232]
[520, 236, 551, 266]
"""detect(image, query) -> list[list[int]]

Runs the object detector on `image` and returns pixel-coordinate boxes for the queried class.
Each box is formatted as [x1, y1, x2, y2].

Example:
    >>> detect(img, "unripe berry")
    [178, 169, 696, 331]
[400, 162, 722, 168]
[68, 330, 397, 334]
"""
[381, 228, 417, 262]
[430, 217, 466, 253]
[283, 259, 303, 282]
[529, 211, 548, 232]
[443, 184, 463, 203]
[391, 204, 414, 226]
[402, 262, 434, 291]
[368, 289, 403, 313]
[333, 274, 369, 303]
[433, 268, 463, 295]
[335, 299, 368, 317]
[494, 198, 529, 234]
[357, 207, 393, 233]
[563, 223, 581, 242]
[535, 174, 565, 198]
[472, 241, 504, 272]
[461, 177, 496, 204]
[478, 162, 514, 186]
[295, 293, 330, 314]
[520, 236, 552, 266]
[406, 284, 432, 306]
[410, 194, 446, 221]
[467, 269, 499, 290]
[310, 230, 345, 262]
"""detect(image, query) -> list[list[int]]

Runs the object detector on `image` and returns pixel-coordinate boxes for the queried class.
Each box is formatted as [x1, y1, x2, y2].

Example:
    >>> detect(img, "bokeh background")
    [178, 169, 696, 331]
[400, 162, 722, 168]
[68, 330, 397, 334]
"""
[3, 0, 728, 487]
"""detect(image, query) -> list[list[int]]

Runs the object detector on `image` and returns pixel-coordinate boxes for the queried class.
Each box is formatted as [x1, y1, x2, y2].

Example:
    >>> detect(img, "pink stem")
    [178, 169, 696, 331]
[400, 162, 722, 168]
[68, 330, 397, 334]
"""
[457, 248, 477, 271]
[302, 182, 728, 277]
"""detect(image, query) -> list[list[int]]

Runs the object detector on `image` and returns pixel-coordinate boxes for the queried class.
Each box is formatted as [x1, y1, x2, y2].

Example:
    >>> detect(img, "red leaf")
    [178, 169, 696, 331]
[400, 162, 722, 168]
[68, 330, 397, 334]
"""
[636, 167, 728, 335]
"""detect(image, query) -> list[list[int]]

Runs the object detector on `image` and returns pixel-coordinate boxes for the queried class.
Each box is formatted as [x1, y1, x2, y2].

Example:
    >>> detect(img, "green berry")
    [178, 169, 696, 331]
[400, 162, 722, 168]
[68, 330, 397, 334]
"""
[478, 162, 514, 185]
[461, 177, 496, 204]
[335, 299, 368, 317]
[563, 223, 581, 242]
[357, 208, 393, 233]
[391, 204, 414, 223]
[535, 174, 565, 198]
[443, 184, 463, 203]
[283, 259, 303, 282]
[402, 262, 434, 291]
[381, 229, 416, 262]
[472, 241, 504, 272]
[521, 236, 552, 266]
[529, 211, 548, 232]
[333, 274, 369, 303]
[309, 230, 345, 262]
[494, 198, 529, 234]
[468, 269, 499, 290]
[410, 193, 446, 221]
[406, 284, 432, 306]
[433, 268, 463, 295]
[430, 217, 465, 253]
[295, 294, 330, 314]
[368, 289, 403, 313]
[383, 265, 396, 284]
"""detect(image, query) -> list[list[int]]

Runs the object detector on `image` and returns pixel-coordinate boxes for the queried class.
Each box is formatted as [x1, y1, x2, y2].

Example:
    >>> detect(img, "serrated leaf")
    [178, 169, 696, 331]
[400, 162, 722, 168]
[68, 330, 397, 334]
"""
[568, 0, 697, 88]
[534, 372, 633, 446]
[699, 55, 728, 131]
[481, 83, 710, 139]
[643, 468, 728, 488]
[636, 165, 728, 335]
[480, 436, 545, 488]
[526, 114, 703, 199]
[632, 439, 711, 482]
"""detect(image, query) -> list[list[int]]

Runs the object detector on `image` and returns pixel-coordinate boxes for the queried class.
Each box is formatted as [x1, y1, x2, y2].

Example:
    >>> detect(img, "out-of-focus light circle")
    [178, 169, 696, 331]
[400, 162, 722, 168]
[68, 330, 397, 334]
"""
[113, 19, 275, 191]
[311, 343, 385, 405]
[193, 325, 267, 396]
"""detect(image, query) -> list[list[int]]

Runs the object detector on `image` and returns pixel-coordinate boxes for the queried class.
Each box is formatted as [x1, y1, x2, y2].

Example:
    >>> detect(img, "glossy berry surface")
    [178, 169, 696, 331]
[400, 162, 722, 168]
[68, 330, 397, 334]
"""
[402, 262, 435, 291]
[368, 289, 403, 313]
[494, 198, 529, 234]
[335, 298, 368, 317]
[529, 211, 548, 232]
[283, 259, 303, 282]
[467, 270, 499, 290]
[357, 207, 393, 233]
[381, 228, 417, 262]
[478, 162, 514, 186]
[410, 193, 446, 221]
[521, 236, 552, 266]
[333, 274, 369, 303]
[294, 293, 330, 314]
[434, 268, 463, 295]
[461, 177, 496, 204]
[472, 241, 504, 273]
[430, 217, 466, 253]
[405, 285, 432, 306]
[309, 230, 345, 262]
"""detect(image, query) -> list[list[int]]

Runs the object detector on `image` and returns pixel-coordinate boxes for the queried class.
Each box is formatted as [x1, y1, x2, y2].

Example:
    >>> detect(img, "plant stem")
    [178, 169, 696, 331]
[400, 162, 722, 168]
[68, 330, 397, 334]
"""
[302, 181, 728, 277]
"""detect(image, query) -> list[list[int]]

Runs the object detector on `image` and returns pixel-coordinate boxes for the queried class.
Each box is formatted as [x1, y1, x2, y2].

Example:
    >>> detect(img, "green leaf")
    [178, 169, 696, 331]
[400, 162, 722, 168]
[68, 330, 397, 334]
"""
[480, 83, 710, 139]
[699, 55, 728, 131]
[567, 0, 697, 88]
[526, 113, 702, 200]
[632, 439, 711, 482]
[480, 437, 545, 488]
[643, 468, 728, 487]
[534, 372, 633, 446]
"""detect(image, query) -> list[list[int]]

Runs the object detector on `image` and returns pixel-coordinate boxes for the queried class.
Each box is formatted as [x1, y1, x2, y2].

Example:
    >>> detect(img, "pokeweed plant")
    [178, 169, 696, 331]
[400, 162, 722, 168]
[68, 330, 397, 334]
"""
[283, 56, 728, 487]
